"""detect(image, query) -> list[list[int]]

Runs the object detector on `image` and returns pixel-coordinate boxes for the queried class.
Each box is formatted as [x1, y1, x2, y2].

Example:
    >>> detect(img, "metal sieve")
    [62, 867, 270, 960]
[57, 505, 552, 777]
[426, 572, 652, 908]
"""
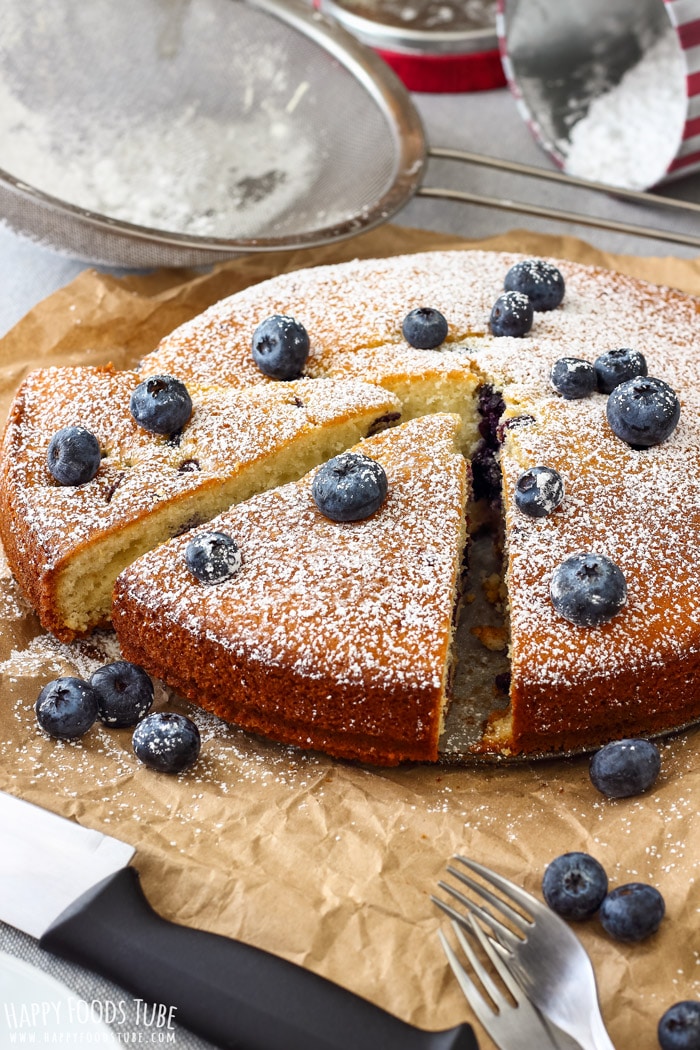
[1, 0, 699, 268]
[0, 0, 425, 268]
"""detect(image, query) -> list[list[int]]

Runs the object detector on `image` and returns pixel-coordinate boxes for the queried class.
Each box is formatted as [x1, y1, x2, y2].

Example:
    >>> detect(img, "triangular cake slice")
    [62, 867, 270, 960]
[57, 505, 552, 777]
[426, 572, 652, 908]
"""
[0, 365, 400, 641]
[113, 414, 469, 766]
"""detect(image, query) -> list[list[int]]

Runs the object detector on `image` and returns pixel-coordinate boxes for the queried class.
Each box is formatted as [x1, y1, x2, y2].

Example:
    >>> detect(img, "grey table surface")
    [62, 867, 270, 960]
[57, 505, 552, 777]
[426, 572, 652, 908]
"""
[1, 83, 699, 1050]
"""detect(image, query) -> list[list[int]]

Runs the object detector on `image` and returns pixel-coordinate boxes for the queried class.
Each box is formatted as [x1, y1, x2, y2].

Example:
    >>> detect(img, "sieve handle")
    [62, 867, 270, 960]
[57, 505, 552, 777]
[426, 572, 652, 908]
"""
[421, 148, 700, 250]
[42, 867, 479, 1050]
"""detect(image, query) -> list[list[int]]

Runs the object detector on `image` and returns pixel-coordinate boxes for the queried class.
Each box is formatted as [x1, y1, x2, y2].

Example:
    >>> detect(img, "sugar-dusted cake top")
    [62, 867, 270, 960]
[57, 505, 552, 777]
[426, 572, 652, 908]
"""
[4, 247, 700, 760]
[141, 250, 700, 402]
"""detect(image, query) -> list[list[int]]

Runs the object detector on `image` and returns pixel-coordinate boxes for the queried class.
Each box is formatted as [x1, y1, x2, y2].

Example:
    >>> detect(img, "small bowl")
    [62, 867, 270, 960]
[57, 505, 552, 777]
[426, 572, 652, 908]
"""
[320, 0, 506, 93]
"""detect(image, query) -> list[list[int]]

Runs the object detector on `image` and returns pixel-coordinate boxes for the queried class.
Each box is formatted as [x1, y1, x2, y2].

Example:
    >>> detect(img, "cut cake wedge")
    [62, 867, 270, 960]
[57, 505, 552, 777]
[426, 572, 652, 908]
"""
[113, 414, 469, 766]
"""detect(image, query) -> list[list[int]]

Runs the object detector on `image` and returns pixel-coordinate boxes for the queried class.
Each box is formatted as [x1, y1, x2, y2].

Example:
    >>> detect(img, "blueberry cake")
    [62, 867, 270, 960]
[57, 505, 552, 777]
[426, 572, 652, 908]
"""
[2, 249, 700, 764]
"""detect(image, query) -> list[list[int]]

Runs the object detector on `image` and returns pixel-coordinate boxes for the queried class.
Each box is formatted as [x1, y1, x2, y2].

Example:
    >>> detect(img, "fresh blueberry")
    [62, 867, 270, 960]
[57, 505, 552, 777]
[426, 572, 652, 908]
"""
[550, 357, 596, 399]
[185, 531, 242, 585]
[542, 852, 608, 921]
[489, 291, 534, 337]
[504, 259, 565, 311]
[402, 307, 448, 349]
[514, 466, 564, 518]
[35, 677, 98, 740]
[47, 426, 101, 486]
[312, 451, 388, 523]
[606, 376, 680, 448]
[599, 882, 665, 942]
[130, 375, 192, 435]
[132, 712, 201, 773]
[594, 348, 647, 394]
[550, 552, 627, 627]
[251, 314, 309, 380]
[589, 738, 661, 798]
[658, 1001, 700, 1050]
[90, 661, 154, 728]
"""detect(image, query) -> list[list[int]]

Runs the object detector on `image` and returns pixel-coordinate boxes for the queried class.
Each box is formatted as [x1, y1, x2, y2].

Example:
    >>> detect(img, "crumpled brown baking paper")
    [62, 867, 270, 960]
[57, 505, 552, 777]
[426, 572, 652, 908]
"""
[2, 224, 700, 1050]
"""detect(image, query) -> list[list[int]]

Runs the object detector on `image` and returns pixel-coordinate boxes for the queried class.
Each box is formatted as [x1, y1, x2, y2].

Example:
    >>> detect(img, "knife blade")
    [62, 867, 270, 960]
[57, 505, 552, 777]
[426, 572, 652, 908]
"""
[0, 792, 478, 1050]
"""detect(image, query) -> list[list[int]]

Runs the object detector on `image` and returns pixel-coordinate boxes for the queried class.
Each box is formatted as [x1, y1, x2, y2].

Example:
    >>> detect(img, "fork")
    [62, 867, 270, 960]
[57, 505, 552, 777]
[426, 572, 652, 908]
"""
[438, 913, 562, 1050]
[434, 855, 616, 1050]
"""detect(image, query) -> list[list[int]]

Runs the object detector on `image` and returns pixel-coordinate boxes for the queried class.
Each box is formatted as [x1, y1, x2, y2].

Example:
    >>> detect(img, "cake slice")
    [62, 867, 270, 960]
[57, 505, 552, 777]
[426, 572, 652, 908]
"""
[0, 365, 401, 641]
[481, 392, 700, 757]
[113, 414, 470, 766]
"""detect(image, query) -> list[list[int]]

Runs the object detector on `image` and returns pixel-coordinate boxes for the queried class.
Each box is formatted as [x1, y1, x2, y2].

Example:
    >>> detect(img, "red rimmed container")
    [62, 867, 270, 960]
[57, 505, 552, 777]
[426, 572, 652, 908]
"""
[497, 0, 700, 188]
[319, 0, 506, 93]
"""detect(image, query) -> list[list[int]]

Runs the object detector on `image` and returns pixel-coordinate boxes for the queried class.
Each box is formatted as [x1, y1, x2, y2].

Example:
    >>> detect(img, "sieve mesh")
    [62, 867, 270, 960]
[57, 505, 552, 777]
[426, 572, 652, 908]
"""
[0, 0, 425, 267]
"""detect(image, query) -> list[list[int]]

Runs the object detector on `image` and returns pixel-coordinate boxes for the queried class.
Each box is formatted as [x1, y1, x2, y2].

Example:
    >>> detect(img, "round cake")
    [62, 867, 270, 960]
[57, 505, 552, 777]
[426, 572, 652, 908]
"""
[2, 249, 700, 765]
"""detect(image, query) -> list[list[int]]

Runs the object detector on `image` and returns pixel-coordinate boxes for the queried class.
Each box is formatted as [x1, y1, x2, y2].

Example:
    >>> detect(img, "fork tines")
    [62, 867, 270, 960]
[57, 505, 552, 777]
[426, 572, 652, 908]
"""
[433, 854, 537, 953]
[437, 911, 560, 1050]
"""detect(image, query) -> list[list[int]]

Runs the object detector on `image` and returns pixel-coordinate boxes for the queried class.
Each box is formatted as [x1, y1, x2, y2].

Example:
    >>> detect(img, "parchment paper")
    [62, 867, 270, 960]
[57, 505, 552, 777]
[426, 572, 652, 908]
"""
[2, 224, 700, 1050]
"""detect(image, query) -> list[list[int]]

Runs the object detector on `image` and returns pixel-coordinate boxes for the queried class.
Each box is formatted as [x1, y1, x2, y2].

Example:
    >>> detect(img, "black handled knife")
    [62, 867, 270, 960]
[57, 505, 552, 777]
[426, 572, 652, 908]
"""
[0, 791, 478, 1050]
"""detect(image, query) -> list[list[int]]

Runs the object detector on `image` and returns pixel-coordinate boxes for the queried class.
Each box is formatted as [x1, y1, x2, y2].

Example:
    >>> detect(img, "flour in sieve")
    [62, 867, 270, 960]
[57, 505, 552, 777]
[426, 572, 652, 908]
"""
[0, 80, 317, 239]
[563, 27, 687, 190]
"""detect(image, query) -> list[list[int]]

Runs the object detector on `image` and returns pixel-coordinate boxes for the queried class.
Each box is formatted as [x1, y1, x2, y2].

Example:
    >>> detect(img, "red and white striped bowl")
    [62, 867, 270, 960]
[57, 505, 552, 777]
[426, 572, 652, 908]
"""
[665, 0, 700, 178]
[497, 0, 700, 187]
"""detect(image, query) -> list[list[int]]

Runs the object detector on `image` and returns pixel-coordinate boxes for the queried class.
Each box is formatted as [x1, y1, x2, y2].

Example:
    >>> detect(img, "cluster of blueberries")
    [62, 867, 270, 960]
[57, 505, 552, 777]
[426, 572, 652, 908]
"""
[35, 662, 200, 774]
[503, 280, 678, 632]
[550, 348, 681, 450]
[545, 738, 698, 1049]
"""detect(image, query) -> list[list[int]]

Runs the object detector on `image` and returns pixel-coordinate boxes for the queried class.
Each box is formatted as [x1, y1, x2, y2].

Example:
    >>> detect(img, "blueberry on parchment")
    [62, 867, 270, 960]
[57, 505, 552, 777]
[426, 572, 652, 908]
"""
[35, 677, 98, 740]
[91, 661, 154, 728]
[589, 738, 661, 798]
[132, 712, 201, 774]
[542, 852, 608, 921]
[599, 882, 665, 942]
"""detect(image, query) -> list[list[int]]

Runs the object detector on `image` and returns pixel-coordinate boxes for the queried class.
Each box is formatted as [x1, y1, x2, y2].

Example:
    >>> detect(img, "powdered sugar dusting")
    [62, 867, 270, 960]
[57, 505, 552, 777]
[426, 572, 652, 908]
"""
[1, 367, 399, 595]
[563, 27, 687, 190]
[0, 6, 317, 237]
